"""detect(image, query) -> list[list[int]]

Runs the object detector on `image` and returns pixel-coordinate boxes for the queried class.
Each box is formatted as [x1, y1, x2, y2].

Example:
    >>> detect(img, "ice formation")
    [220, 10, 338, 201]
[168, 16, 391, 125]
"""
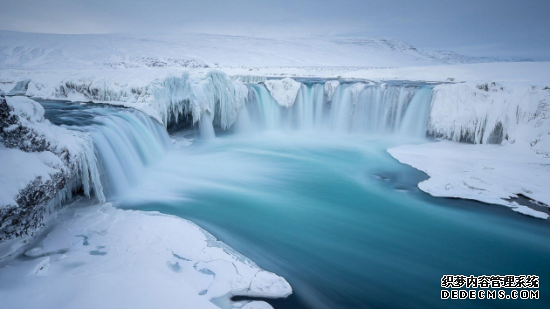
[0, 92, 177, 242]
[263, 78, 302, 108]
[323, 80, 340, 101]
[0, 95, 103, 242]
[151, 71, 248, 129]
[428, 82, 550, 156]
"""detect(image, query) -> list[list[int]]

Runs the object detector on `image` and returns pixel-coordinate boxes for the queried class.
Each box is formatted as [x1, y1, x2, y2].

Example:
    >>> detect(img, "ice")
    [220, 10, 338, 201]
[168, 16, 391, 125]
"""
[263, 78, 302, 108]
[2, 96, 104, 202]
[323, 80, 340, 101]
[427, 82, 550, 156]
[388, 141, 550, 219]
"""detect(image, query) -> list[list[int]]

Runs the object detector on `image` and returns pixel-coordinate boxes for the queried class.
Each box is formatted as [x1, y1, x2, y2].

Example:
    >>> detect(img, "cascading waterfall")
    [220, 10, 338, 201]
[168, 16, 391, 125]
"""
[44, 78, 434, 202]
[238, 81, 433, 137]
[65, 109, 171, 199]
[199, 111, 216, 140]
[398, 87, 433, 137]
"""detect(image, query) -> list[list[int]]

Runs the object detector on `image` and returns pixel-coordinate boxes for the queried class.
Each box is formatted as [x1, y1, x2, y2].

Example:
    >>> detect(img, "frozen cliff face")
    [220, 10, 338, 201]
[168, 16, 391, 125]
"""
[150, 71, 248, 129]
[0, 95, 103, 242]
[324, 80, 340, 102]
[22, 70, 248, 131]
[427, 83, 550, 156]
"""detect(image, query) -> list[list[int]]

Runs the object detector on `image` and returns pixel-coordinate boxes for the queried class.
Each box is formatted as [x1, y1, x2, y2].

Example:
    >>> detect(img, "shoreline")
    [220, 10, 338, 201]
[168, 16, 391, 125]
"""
[0, 199, 292, 309]
[388, 141, 550, 219]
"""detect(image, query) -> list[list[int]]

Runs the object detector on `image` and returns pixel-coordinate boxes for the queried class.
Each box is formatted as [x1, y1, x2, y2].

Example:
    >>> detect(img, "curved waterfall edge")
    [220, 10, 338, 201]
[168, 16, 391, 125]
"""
[4, 72, 549, 243]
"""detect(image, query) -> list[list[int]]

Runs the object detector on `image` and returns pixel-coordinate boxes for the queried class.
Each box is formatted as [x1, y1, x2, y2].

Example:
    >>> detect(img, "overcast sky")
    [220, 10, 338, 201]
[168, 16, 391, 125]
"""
[0, 0, 548, 59]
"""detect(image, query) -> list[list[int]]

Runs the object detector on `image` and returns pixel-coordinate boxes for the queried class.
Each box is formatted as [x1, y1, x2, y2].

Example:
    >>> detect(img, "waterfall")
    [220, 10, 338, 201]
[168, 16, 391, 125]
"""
[399, 87, 433, 137]
[36, 78, 434, 207]
[237, 81, 433, 137]
[199, 111, 216, 139]
[70, 110, 171, 198]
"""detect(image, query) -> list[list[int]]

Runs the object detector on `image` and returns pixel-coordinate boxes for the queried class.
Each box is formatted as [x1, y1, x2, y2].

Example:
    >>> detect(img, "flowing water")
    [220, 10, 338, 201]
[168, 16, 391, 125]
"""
[38, 99, 171, 198]
[36, 80, 550, 309]
[117, 133, 550, 309]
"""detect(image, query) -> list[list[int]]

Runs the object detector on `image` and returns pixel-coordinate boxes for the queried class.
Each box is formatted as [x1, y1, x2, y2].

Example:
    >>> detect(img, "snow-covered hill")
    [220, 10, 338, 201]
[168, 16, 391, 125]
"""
[0, 31, 528, 70]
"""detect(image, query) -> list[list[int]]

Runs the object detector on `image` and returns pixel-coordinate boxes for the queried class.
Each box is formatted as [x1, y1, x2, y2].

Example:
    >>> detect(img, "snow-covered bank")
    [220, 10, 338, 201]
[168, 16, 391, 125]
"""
[389, 141, 550, 219]
[0, 202, 291, 309]
[0, 94, 103, 242]
[427, 82, 550, 156]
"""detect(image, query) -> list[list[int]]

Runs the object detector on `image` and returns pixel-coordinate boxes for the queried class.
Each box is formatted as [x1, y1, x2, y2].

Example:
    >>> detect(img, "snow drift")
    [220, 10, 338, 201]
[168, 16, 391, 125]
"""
[0, 95, 103, 242]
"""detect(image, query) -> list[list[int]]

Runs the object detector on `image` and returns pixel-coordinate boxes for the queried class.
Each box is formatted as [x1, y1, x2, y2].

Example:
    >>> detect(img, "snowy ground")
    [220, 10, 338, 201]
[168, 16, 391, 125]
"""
[0, 145, 63, 207]
[0, 201, 291, 309]
[389, 141, 550, 219]
[0, 31, 515, 70]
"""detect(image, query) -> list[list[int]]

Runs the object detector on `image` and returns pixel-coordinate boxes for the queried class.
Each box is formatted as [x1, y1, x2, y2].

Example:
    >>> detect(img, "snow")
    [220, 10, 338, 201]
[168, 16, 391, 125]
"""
[2, 96, 104, 203]
[0, 31, 516, 70]
[323, 80, 340, 101]
[263, 78, 302, 108]
[427, 82, 550, 156]
[388, 141, 550, 219]
[6, 79, 30, 95]
[1, 69, 249, 129]
[342, 62, 550, 87]
[0, 202, 291, 309]
[0, 146, 61, 206]
[1, 93, 292, 309]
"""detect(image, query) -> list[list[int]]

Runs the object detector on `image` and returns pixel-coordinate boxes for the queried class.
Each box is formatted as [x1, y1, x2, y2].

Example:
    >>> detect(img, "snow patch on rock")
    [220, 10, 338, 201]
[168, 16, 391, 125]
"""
[0, 95, 104, 242]
[324, 80, 340, 101]
[263, 78, 302, 108]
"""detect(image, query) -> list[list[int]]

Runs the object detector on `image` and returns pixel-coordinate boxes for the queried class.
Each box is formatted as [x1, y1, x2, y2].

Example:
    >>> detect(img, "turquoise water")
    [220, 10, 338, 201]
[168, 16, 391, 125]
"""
[116, 132, 550, 309]
[36, 98, 550, 308]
